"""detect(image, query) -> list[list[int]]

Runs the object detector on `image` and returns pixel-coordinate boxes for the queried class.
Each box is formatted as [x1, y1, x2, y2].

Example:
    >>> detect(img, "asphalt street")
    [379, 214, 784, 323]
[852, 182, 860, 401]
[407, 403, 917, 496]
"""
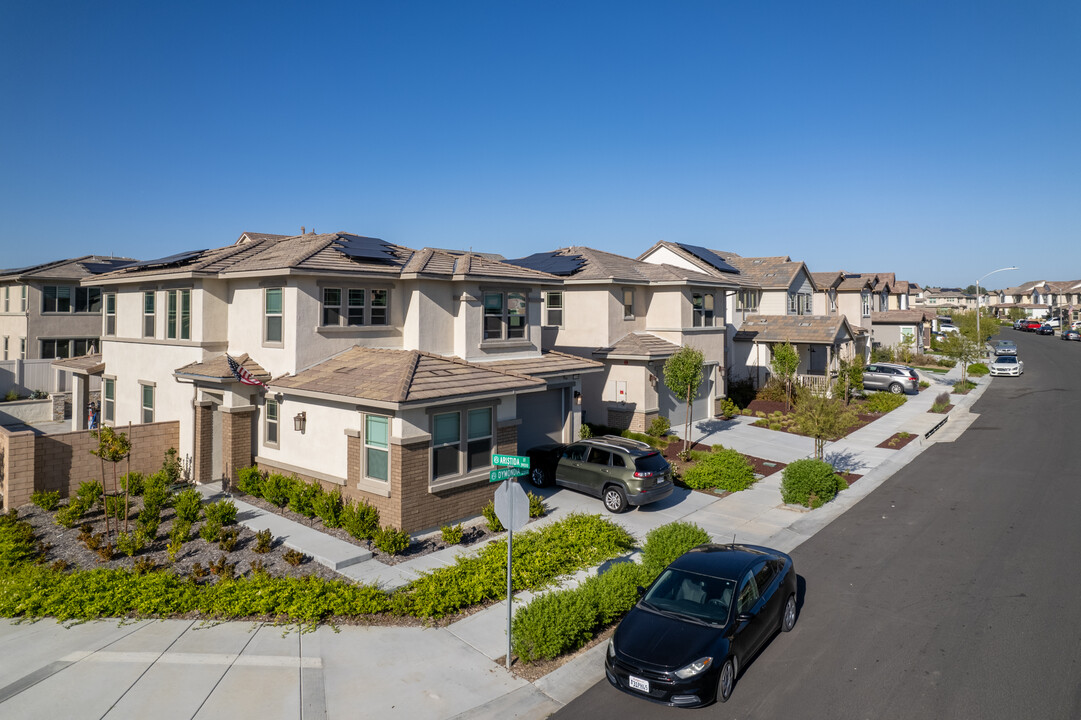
[555, 328, 1081, 719]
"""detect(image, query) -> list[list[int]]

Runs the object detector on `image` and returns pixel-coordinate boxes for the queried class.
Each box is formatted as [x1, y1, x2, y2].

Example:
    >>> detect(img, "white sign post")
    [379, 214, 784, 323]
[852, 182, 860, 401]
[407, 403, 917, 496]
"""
[493, 478, 529, 669]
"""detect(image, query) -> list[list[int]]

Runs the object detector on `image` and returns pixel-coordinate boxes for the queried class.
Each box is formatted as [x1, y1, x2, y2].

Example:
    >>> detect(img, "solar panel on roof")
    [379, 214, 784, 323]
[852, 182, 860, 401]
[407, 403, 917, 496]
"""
[0, 264, 40, 276]
[79, 259, 138, 275]
[675, 243, 740, 274]
[333, 235, 400, 264]
[504, 252, 586, 276]
[125, 249, 207, 270]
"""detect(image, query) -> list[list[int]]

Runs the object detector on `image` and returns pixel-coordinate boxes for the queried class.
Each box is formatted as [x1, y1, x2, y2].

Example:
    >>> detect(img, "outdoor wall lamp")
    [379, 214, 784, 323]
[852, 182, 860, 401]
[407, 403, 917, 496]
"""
[294, 411, 306, 433]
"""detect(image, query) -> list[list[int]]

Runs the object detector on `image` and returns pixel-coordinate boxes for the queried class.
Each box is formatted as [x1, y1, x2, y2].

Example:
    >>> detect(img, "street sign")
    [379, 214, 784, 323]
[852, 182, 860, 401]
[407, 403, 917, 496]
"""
[489, 467, 528, 483]
[493, 479, 530, 533]
[492, 453, 530, 469]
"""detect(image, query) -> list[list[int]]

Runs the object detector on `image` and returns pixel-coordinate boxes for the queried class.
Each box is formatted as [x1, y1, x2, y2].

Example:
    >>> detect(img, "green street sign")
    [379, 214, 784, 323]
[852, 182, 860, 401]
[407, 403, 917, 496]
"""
[489, 467, 528, 483]
[492, 453, 530, 469]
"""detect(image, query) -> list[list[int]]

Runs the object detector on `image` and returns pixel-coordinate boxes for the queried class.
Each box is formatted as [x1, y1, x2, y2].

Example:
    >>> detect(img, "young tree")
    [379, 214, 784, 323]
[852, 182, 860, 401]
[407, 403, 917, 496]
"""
[792, 388, 858, 460]
[90, 425, 132, 542]
[770, 341, 800, 412]
[663, 346, 704, 456]
[939, 332, 982, 385]
[834, 355, 864, 406]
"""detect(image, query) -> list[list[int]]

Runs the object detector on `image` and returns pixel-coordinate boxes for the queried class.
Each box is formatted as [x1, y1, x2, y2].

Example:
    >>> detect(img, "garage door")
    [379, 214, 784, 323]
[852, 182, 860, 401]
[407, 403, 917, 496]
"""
[657, 371, 713, 424]
[517, 388, 568, 451]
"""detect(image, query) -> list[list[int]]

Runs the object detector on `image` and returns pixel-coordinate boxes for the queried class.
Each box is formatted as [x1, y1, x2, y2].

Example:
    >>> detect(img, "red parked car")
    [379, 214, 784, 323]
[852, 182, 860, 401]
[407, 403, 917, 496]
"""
[1023, 320, 1043, 331]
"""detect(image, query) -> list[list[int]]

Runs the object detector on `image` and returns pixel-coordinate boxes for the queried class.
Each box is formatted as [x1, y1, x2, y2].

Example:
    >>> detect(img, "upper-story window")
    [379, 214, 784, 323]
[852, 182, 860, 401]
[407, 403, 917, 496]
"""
[264, 288, 283, 344]
[20, 286, 26, 312]
[622, 288, 635, 319]
[544, 291, 563, 327]
[2, 287, 8, 312]
[143, 292, 155, 337]
[828, 289, 837, 313]
[861, 290, 871, 317]
[320, 287, 389, 327]
[483, 291, 526, 341]
[44, 286, 102, 313]
[737, 289, 759, 311]
[103, 293, 116, 336]
[879, 291, 888, 311]
[2, 337, 7, 360]
[692, 293, 714, 327]
[788, 292, 811, 315]
[41, 338, 96, 359]
[167, 289, 191, 340]
[103, 377, 115, 423]
[18, 337, 25, 359]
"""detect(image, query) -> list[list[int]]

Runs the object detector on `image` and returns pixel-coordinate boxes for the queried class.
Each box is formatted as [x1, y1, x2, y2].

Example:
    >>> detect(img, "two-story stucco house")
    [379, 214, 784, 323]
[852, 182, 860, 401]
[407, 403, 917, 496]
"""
[0, 256, 135, 361]
[506, 246, 736, 434]
[83, 231, 601, 533]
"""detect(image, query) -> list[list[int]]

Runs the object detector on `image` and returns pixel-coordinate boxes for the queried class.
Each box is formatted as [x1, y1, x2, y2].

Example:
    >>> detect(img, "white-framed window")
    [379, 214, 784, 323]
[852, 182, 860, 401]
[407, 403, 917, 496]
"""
[364, 414, 389, 482]
[143, 291, 155, 337]
[829, 289, 837, 313]
[788, 292, 811, 315]
[2, 337, 7, 360]
[103, 378, 115, 423]
[264, 288, 283, 344]
[320, 287, 389, 327]
[622, 288, 635, 319]
[861, 290, 871, 318]
[692, 293, 714, 327]
[140, 383, 154, 423]
[737, 289, 759, 311]
[18, 337, 25, 359]
[167, 289, 191, 340]
[264, 398, 279, 447]
[544, 291, 563, 327]
[483, 291, 527, 341]
[19, 286, 26, 312]
[431, 407, 494, 481]
[2, 287, 8, 312]
[104, 293, 116, 336]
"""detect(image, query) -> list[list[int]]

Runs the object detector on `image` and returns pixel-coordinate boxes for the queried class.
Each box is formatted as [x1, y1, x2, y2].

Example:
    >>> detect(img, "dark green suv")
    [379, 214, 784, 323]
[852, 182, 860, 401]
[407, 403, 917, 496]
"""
[526, 435, 674, 513]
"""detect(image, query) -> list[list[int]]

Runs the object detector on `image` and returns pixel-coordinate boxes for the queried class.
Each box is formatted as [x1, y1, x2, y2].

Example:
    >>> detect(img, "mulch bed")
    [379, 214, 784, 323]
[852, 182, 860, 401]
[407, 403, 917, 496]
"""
[876, 432, 918, 450]
[839, 472, 862, 485]
[661, 439, 786, 497]
[928, 405, 954, 414]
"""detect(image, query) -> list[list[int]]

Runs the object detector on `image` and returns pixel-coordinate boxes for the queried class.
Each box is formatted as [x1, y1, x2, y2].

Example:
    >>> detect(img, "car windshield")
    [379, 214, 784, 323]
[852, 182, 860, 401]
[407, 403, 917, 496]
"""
[998, 342, 1015, 347]
[641, 568, 735, 625]
[996, 356, 1017, 364]
[634, 453, 668, 473]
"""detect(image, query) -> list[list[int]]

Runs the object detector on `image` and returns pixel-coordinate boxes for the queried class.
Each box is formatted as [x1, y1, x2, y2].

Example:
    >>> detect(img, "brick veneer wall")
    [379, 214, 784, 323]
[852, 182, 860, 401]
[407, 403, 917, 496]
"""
[607, 407, 633, 430]
[194, 403, 213, 484]
[1, 421, 179, 510]
[221, 408, 254, 489]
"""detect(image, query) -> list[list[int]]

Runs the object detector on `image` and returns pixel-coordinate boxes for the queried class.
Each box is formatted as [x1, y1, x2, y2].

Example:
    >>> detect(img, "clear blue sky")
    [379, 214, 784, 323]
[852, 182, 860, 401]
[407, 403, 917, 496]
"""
[2, 1, 1078, 289]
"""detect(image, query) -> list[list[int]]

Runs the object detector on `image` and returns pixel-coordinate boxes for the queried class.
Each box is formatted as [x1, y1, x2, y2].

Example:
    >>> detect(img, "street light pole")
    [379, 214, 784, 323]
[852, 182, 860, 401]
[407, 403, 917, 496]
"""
[976, 266, 1018, 354]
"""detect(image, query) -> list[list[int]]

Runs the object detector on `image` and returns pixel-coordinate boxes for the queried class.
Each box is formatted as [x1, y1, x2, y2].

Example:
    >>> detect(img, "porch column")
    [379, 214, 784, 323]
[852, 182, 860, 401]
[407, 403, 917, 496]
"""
[70, 373, 89, 432]
[221, 405, 255, 489]
[193, 401, 214, 484]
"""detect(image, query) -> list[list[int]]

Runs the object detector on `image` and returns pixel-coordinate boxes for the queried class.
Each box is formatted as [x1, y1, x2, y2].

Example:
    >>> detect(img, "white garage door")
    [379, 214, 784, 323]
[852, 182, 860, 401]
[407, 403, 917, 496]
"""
[517, 388, 568, 450]
[657, 372, 713, 424]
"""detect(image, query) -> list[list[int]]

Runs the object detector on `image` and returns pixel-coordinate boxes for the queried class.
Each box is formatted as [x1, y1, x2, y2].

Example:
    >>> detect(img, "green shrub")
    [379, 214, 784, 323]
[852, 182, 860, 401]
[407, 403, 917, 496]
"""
[76, 480, 103, 509]
[640, 521, 710, 576]
[864, 392, 907, 414]
[341, 499, 380, 540]
[283, 548, 307, 566]
[441, 524, 464, 545]
[373, 526, 411, 555]
[968, 363, 990, 377]
[288, 480, 320, 518]
[104, 494, 127, 523]
[482, 500, 505, 532]
[621, 430, 666, 449]
[527, 492, 547, 518]
[218, 527, 240, 552]
[31, 490, 61, 512]
[781, 458, 847, 508]
[953, 380, 977, 393]
[116, 530, 148, 557]
[120, 472, 145, 496]
[919, 380, 930, 389]
[681, 448, 757, 493]
[141, 474, 171, 517]
[720, 398, 740, 419]
[578, 424, 593, 439]
[169, 520, 192, 545]
[262, 473, 294, 507]
[646, 416, 671, 437]
[204, 499, 238, 526]
[768, 422, 783, 431]
[755, 410, 767, 418]
[253, 528, 273, 553]
[0, 512, 39, 566]
[199, 520, 222, 543]
[236, 466, 265, 497]
[312, 487, 344, 528]
[755, 379, 788, 403]
[161, 447, 183, 485]
[173, 488, 203, 524]
[137, 508, 161, 539]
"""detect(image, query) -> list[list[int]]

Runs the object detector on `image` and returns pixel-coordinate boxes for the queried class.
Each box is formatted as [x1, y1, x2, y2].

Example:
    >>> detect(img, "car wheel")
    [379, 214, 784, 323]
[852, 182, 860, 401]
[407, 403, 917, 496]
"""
[781, 593, 797, 632]
[888, 383, 903, 395]
[603, 485, 628, 513]
[529, 466, 550, 488]
[717, 656, 736, 703]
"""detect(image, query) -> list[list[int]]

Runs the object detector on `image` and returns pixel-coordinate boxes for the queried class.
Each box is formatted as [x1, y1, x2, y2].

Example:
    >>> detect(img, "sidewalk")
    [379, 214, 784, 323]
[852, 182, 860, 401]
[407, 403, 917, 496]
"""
[1, 368, 990, 720]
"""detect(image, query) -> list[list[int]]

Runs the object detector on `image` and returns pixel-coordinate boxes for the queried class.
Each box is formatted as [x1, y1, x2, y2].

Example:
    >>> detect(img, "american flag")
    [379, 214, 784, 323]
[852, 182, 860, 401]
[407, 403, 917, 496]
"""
[226, 354, 267, 389]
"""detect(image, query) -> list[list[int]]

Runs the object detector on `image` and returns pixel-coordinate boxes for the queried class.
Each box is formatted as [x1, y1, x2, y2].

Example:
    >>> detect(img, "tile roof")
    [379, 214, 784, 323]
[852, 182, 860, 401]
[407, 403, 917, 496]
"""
[711, 252, 809, 290]
[482, 350, 604, 377]
[732, 314, 854, 344]
[51, 353, 105, 375]
[174, 353, 271, 382]
[511, 247, 734, 286]
[593, 332, 683, 359]
[834, 272, 877, 291]
[271, 346, 544, 404]
[401, 248, 560, 282]
[810, 271, 843, 289]
[0, 255, 137, 281]
[870, 310, 933, 324]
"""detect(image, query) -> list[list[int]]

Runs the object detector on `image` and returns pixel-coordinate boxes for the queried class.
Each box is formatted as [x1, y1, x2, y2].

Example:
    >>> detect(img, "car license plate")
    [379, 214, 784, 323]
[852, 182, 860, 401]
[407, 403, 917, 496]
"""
[628, 675, 650, 693]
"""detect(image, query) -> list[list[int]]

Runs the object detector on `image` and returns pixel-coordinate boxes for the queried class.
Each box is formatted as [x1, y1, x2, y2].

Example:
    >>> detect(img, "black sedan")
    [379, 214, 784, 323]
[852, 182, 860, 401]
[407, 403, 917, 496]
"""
[1038, 324, 1055, 335]
[605, 544, 797, 707]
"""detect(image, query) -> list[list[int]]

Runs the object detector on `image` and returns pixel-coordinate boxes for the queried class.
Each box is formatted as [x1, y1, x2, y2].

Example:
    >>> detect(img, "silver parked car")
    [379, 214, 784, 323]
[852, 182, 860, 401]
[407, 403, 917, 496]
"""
[989, 355, 1024, 376]
[862, 363, 920, 394]
[990, 340, 1017, 355]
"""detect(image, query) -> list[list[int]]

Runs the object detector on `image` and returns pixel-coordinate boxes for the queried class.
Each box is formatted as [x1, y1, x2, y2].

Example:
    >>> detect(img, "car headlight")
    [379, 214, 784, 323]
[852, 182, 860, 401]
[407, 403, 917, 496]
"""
[607, 637, 616, 658]
[674, 656, 713, 679]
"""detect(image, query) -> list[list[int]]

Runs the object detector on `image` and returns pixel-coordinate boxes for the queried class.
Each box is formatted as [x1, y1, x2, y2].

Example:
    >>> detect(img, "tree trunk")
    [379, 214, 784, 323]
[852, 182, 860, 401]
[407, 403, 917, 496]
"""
[683, 384, 692, 454]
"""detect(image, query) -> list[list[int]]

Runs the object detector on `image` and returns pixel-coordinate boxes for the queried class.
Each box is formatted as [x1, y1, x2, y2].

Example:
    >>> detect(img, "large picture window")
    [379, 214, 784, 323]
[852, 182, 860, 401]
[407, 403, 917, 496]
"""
[265, 288, 283, 343]
[365, 415, 389, 482]
[319, 287, 389, 327]
[42, 286, 71, 313]
[483, 291, 527, 341]
[432, 407, 493, 482]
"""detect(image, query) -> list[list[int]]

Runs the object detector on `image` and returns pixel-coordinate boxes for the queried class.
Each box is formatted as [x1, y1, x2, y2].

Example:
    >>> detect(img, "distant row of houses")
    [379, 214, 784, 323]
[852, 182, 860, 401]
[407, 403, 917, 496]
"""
[0, 233, 1066, 530]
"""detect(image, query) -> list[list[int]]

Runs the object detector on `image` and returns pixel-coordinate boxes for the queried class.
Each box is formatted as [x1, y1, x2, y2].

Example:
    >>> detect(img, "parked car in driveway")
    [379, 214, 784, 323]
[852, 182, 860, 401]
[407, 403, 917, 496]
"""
[525, 435, 673, 513]
[989, 355, 1024, 376]
[862, 363, 920, 394]
[1062, 329, 1081, 341]
[605, 543, 798, 706]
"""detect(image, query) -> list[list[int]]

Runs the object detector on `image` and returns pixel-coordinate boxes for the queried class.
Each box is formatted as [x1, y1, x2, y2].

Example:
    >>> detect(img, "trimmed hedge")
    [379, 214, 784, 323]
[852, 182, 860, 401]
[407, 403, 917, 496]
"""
[780, 458, 847, 508]
[967, 362, 989, 377]
[681, 448, 757, 492]
[864, 392, 907, 414]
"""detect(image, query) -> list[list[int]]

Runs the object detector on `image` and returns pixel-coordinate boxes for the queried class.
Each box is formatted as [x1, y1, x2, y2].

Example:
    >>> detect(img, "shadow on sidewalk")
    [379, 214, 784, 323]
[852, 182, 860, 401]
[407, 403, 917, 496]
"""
[823, 449, 868, 473]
